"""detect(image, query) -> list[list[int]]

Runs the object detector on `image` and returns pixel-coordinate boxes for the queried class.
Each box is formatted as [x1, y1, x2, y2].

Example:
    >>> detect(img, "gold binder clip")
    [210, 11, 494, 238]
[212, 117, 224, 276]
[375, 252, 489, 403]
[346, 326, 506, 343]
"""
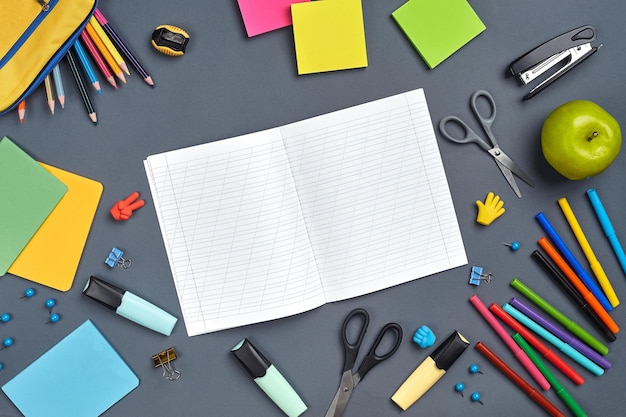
[152, 347, 181, 381]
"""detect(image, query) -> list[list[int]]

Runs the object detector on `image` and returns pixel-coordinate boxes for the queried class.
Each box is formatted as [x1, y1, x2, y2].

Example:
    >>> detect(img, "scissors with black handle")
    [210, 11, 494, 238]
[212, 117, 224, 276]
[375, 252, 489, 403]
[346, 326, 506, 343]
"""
[324, 308, 403, 417]
[438, 90, 535, 198]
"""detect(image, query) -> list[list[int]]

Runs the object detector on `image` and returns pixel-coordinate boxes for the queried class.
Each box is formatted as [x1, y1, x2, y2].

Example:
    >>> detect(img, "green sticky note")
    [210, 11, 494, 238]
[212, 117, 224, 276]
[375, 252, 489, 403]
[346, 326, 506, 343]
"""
[392, 0, 485, 69]
[0, 137, 67, 275]
[292, 0, 367, 75]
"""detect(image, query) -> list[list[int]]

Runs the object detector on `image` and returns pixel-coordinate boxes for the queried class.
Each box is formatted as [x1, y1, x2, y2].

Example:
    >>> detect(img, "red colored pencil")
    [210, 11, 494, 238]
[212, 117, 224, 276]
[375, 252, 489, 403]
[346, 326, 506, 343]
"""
[476, 341, 566, 417]
[489, 303, 584, 385]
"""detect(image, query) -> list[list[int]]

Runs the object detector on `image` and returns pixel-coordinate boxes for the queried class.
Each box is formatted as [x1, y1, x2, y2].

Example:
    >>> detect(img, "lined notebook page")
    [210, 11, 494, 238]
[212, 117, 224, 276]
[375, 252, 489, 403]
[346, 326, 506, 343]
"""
[282, 89, 466, 300]
[145, 129, 325, 336]
[145, 88, 467, 336]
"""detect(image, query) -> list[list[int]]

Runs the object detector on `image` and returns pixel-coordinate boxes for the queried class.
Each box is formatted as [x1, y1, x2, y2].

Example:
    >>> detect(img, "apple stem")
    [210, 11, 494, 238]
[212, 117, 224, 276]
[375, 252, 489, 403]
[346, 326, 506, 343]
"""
[588, 131, 599, 141]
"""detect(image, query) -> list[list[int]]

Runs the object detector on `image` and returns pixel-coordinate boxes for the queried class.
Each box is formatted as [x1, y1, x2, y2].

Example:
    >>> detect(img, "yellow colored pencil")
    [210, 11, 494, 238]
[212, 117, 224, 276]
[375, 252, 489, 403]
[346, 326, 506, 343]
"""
[85, 22, 126, 83]
[44, 74, 55, 114]
[558, 197, 619, 307]
[89, 16, 129, 75]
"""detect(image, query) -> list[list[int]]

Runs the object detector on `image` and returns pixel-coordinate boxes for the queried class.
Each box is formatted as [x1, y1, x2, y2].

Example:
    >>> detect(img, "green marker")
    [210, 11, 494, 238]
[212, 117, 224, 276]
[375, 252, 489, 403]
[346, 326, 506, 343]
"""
[510, 278, 608, 356]
[513, 333, 587, 417]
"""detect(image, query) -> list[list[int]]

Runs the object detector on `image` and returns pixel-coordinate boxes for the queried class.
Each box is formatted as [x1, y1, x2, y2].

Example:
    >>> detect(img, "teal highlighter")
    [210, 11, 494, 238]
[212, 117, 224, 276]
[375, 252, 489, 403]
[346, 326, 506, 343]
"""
[232, 338, 307, 417]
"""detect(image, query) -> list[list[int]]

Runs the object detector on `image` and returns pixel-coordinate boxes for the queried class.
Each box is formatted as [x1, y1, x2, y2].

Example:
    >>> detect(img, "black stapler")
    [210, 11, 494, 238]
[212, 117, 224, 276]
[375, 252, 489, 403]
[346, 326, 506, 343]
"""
[508, 25, 600, 100]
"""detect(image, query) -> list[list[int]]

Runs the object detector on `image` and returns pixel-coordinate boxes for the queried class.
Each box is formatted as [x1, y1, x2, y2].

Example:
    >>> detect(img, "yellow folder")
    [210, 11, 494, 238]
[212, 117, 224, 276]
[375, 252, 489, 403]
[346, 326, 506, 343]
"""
[8, 163, 103, 291]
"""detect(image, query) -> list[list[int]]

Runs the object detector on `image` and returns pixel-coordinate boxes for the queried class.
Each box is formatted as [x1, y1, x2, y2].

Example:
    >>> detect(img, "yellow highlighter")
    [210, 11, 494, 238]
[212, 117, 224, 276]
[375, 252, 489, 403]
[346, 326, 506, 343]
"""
[558, 197, 619, 307]
[391, 331, 469, 410]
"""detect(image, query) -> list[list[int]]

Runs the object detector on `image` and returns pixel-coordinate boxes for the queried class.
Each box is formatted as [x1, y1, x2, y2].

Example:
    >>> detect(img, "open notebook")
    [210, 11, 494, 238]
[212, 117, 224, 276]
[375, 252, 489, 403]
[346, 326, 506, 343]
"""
[145, 88, 466, 336]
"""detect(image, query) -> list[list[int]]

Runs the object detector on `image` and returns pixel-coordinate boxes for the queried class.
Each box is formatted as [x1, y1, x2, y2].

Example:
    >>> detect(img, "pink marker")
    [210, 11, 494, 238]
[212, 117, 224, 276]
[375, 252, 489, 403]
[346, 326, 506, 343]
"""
[469, 294, 550, 390]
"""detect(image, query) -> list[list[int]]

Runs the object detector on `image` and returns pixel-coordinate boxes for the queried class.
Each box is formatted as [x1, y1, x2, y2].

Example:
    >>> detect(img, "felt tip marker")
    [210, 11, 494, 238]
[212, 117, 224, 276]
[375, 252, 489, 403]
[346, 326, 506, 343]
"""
[83, 276, 177, 336]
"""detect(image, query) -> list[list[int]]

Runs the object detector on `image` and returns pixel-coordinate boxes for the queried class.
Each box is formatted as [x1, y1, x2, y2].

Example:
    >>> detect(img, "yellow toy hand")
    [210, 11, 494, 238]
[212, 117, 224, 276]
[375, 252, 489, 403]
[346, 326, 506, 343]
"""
[476, 192, 505, 226]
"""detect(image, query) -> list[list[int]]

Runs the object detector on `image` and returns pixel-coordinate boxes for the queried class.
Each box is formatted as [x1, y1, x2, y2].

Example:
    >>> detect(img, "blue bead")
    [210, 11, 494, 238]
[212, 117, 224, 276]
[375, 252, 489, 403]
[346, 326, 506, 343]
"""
[45, 298, 56, 309]
[3, 337, 13, 348]
[1, 313, 10, 323]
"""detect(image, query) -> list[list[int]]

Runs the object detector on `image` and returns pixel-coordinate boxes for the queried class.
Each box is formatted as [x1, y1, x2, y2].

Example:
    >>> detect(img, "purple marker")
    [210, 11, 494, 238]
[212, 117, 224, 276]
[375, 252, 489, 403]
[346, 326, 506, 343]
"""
[510, 297, 611, 370]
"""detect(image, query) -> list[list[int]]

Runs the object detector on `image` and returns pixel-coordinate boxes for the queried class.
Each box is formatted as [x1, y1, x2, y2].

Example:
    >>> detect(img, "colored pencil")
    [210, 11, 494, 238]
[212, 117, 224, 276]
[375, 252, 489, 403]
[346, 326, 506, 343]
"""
[66, 49, 98, 125]
[475, 341, 566, 417]
[44, 74, 55, 114]
[531, 250, 616, 344]
[17, 100, 26, 124]
[85, 21, 126, 84]
[489, 302, 585, 385]
[558, 197, 619, 307]
[538, 237, 619, 335]
[94, 9, 154, 87]
[513, 334, 588, 417]
[536, 212, 612, 311]
[80, 30, 117, 89]
[52, 64, 65, 108]
[73, 39, 102, 94]
[469, 294, 550, 390]
[89, 16, 129, 75]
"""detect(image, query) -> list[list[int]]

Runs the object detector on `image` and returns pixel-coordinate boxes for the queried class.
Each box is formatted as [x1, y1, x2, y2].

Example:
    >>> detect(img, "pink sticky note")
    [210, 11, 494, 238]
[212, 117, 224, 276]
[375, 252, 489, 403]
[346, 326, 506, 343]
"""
[237, 0, 310, 37]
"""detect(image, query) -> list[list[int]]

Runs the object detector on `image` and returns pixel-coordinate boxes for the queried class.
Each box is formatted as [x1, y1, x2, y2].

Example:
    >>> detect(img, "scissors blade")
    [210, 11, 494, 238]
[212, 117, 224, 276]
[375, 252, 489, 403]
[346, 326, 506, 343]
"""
[488, 147, 534, 198]
[324, 371, 356, 417]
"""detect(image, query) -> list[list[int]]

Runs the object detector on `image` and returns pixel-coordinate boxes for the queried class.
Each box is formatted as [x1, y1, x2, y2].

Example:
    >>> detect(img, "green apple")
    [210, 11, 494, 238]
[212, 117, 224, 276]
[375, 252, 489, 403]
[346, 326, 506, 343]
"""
[541, 100, 621, 180]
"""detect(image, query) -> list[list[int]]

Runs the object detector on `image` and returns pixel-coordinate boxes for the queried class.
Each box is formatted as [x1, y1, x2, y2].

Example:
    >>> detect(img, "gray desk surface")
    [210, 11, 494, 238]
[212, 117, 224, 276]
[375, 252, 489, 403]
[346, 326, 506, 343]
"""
[1, 1, 626, 416]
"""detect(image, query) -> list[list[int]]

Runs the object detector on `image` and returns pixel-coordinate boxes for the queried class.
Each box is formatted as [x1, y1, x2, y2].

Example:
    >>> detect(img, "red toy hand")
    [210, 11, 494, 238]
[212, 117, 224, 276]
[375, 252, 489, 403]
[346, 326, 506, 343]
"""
[110, 192, 145, 221]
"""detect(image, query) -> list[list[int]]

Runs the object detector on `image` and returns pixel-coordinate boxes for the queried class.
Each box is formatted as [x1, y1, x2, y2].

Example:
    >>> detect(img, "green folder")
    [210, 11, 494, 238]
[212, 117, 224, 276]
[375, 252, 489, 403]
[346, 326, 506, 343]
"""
[0, 136, 67, 274]
[392, 0, 485, 69]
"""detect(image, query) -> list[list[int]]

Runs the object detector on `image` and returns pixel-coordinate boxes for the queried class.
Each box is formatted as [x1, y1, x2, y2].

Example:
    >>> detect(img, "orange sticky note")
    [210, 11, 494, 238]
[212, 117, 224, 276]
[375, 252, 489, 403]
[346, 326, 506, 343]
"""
[292, 0, 368, 75]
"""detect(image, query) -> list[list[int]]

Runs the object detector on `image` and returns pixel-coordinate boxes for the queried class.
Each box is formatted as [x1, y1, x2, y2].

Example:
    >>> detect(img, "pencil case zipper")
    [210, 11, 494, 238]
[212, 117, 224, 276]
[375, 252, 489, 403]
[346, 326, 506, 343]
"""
[0, 0, 60, 68]
[0, 0, 98, 115]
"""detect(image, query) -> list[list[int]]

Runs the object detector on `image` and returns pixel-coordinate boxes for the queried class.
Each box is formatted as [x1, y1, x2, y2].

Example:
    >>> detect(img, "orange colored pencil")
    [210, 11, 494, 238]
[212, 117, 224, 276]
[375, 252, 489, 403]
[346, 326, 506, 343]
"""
[17, 99, 26, 124]
[89, 16, 129, 75]
[85, 21, 126, 84]
[538, 237, 619, 334]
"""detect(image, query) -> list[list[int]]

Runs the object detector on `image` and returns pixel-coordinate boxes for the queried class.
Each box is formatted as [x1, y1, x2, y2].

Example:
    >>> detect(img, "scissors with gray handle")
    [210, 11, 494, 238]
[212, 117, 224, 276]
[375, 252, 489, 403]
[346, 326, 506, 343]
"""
[324, 308, 403, 417]
[438, 90, 535, 198]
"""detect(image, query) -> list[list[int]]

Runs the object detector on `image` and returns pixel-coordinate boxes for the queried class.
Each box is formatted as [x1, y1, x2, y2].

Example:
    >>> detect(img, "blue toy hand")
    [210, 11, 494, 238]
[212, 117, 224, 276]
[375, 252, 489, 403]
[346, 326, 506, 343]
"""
[413, 325, 436, 348]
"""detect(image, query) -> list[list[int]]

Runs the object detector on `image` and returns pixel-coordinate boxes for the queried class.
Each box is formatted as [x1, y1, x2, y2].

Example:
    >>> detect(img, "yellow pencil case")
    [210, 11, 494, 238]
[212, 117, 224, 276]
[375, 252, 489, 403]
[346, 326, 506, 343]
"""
[0, 0, 98, 115]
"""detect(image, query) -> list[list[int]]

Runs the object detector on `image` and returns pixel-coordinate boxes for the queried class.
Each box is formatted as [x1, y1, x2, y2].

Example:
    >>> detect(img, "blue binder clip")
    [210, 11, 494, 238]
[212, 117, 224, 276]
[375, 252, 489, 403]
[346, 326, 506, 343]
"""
[469, 266, 491, 286]
[105, 247, 132, 269]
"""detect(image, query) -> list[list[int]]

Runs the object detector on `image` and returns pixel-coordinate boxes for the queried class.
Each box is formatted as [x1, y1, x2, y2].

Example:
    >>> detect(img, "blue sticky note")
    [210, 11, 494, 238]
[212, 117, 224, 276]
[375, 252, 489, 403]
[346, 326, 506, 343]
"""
[2, 320, 138, 417]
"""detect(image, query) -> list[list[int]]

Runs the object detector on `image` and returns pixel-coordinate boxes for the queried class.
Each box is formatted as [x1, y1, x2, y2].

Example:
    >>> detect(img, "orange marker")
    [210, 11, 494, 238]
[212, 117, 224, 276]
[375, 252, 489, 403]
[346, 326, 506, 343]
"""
[538, 237, 619, 334]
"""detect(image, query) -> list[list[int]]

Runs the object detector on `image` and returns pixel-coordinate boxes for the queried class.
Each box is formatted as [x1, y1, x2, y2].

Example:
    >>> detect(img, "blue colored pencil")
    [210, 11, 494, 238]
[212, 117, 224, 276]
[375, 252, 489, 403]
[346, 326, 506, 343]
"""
[73, 39, 102, 95]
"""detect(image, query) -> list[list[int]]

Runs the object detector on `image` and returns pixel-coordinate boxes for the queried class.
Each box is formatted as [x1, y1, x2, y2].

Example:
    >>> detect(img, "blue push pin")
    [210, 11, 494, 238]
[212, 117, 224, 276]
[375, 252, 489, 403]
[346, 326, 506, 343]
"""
[105, 247, 131, 269]
[20, 288, 35, 299]
[45, 298, 56, 313]
[1, 313, 10, 323]
[469, 363, 484, 374]
[454, 382, 465, 397]
[1, 337, 13, 350]
[471, 392, 484, 405]
[46, 313, 60, 324]
[503, 241, 521, 251]
[0, 362, 3, 371]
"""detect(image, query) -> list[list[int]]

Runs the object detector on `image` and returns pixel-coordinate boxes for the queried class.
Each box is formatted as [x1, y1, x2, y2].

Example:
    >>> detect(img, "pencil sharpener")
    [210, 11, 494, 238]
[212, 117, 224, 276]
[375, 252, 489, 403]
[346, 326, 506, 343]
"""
[151, 25, 189, 57]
